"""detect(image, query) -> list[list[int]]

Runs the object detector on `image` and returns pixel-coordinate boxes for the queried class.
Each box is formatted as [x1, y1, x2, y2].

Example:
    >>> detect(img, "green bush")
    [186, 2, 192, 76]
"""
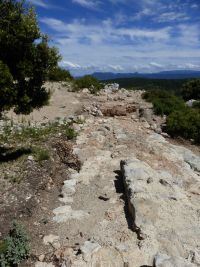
[34, 148, 50, 162]
[65, 127, 77, 140]
[166, 108, 200, 143]
[74, 75, 102, 94]
[48, 67, 73, 81]
[143, 89, 185, 116]
[0, 222, 30, 266]
[182, 79, 200, 101]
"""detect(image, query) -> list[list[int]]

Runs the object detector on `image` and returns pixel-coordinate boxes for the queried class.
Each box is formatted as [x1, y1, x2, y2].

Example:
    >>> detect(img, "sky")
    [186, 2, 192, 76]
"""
[29, 0, 200, 75]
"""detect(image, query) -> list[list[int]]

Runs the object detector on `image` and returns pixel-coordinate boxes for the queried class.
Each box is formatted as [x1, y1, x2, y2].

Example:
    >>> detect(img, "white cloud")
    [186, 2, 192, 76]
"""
[156, 11, 189, 23]
[72, 0, 100, 9]
[177, 24, 200, 46]
[61, 61, 81, 69]
[108, 65, 124, 71]
[149, 62, 163, 68]
[28, 0, 48, 8]
[191, 4, 198, 9]
[41, 17, 172, 43]
[40, 15, 200, 75]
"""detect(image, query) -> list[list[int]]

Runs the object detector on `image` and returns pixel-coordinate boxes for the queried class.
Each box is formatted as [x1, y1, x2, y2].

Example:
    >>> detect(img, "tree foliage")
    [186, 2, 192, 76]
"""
[48, 66, 73, 82]
[0, 61, 14, 113]
[143, 89, 200, 144]
[181, 79, 200, 101]
[143, 89, 185, 116]
[74, 75, 102, 94]
[167, 109, 200, 143]
[0, 0, 61, 114]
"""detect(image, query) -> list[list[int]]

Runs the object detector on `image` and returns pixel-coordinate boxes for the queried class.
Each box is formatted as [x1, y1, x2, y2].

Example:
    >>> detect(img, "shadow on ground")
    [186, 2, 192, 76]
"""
[0, 146, 32, 162]
[114, 170, 133, 231]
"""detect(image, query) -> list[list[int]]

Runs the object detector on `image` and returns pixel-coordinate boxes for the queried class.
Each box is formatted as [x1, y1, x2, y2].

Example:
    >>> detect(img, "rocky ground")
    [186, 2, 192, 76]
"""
[1, 82, 200, 267]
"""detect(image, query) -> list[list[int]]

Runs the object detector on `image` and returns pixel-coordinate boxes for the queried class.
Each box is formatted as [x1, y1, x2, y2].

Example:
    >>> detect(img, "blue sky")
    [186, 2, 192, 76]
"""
[29, 0, 200, 75]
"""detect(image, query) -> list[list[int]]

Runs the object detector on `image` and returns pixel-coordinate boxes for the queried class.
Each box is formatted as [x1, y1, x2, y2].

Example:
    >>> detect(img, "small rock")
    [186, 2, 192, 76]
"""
[82, 88, 90, 93]
[161, 132, 170, 138]
[52, 241, 61, 250]
[43, 234, 59, 246]
[28, 155, 34, 161]
[38, 254, 45, 262]
[153, 253, 196, 267]
[80, 241, 101, 262]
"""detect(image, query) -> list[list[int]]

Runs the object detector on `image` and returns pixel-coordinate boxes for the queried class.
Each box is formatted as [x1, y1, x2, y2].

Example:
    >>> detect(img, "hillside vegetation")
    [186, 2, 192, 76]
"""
[143, 79, 200, 144]
[105, 77, 188, 94]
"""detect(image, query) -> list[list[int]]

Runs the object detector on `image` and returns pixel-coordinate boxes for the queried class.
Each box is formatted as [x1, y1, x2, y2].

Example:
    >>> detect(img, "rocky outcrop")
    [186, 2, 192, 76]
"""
[121, 133, 200, 266]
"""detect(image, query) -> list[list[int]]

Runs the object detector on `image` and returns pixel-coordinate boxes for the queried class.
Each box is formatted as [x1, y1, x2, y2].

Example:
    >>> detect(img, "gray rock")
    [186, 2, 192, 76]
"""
[154, 253, 196, 267]
[43, 234, 59, 245]
[53, 205, 89, 223]
[28, 155, 34, 161]
[139, 108, 153, 123]
[81, 241, 101, 261]
[82, 88, 90, 93]
[121, 156, 200, 262]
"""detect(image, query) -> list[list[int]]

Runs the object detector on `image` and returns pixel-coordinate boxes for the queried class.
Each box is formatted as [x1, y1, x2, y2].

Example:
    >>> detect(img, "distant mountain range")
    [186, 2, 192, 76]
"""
[91, 70, 200, 80]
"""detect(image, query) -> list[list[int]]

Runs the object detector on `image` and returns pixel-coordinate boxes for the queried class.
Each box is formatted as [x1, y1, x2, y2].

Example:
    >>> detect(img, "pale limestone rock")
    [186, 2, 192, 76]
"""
[154, 253, 196, 267]
[38, 254, 45, 262]
[43, 234, 59, 245]
[53, 205, 89, 223]
[80, 241, 101, 261]
[61, 179, 77, 198]
[121, 154, 200, 264]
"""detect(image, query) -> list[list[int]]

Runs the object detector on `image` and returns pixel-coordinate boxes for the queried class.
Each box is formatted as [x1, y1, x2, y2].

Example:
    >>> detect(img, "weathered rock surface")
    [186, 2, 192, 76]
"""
[153, 253, 197, 267]
[121, 134, 200, 265]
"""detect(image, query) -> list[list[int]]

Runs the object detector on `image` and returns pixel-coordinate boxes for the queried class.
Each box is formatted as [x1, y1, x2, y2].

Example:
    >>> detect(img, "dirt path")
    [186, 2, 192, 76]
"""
[29, 87, 159, 266]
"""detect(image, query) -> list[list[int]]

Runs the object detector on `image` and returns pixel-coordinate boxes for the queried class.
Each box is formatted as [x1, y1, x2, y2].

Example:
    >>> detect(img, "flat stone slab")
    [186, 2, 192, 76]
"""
[121, 149, 200, 264]
[154, 253, 197, 267]
[53, 205, 89, 223]
[80, 241, 101, 261]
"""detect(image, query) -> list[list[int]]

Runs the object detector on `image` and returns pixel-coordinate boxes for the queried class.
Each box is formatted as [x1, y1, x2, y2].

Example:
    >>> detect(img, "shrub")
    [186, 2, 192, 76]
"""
[182, 79, 200, 101]
[74, 75, 102, 94]
[143, 89, 185, 116]
[0, 222, 30, 266]
[166, 108, 200, 143]
[48, 67, 73, 81]
[65, 127, 77, 140]
[34, 148, 50, 162]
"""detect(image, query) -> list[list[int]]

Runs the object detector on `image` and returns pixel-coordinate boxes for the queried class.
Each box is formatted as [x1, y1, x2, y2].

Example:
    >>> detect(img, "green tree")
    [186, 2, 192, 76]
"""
[0, 0, 61, 114]
[182, 79, 200, 101]
[48, 66, 73, 81]
[0, 61, 15, 113]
